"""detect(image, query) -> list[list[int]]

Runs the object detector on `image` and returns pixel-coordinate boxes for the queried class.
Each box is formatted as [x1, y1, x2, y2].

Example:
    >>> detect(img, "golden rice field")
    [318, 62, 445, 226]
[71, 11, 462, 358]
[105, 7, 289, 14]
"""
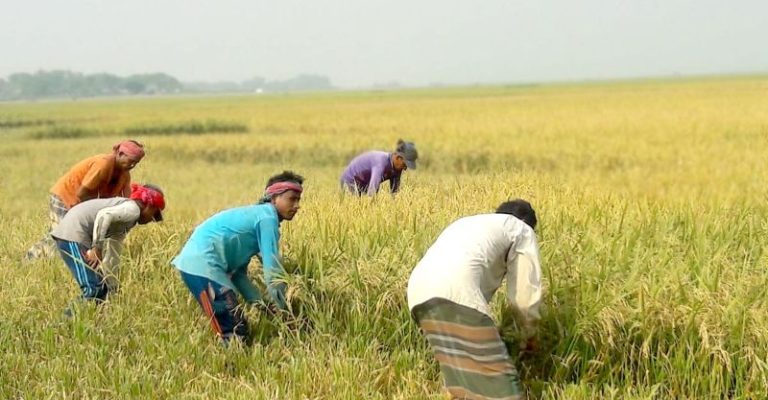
[1, 76, 768, 399]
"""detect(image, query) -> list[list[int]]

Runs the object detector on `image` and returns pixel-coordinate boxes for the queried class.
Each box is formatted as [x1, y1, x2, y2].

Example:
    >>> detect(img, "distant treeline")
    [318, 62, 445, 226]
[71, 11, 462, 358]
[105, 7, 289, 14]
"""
[0, 70, 334, 101]
[0, 71, 183, 100]
[184, 74, 333, 94]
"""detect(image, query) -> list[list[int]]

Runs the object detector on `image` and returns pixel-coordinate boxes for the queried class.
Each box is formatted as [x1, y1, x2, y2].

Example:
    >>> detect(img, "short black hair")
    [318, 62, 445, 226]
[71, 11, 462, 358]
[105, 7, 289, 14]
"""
[496, 199, 537, 229]
[265, 170, 304, 188]
[142, 183, 164, 195]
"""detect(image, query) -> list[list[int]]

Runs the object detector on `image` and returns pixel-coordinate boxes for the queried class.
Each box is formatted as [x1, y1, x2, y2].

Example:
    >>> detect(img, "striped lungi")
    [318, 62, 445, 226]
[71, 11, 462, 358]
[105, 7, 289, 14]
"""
[25, 194, 70, 261]
[48, 193, 69, 221]
[412, 298, 522, 400]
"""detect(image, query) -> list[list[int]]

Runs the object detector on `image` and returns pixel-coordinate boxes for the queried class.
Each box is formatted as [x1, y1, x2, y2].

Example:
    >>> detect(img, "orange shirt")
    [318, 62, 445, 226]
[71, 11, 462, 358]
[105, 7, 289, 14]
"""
[50, 154, 132, 208]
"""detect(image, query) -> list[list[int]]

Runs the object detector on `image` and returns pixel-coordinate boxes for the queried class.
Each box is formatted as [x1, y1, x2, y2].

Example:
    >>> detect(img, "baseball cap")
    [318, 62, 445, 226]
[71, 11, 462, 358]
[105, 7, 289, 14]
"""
[396, 139, 418, 170]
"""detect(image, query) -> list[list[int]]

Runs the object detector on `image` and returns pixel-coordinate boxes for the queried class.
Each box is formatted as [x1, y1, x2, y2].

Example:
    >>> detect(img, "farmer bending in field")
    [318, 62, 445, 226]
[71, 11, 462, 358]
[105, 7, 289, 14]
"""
[52, 184, 165, 309]
[407, 199, 543, 400]
[25, 140, 146, 261]
[171, 171, 303, 344]
[340, 139, 418, 196]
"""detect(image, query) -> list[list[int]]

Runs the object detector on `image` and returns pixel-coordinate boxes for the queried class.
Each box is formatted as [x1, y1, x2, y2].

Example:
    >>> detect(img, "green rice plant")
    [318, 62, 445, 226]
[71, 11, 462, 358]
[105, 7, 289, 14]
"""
[123, 120, 248, 136]
[0, 117, 55, 129]
[27, 125, 99, 140]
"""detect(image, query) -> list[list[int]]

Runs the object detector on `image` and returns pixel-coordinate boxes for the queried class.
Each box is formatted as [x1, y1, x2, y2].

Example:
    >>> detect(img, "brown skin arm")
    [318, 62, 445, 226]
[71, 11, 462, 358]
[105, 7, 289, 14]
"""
[76, 186, 99, 203]
[499, 304, 539, 353]
[521, 336, 538, 354]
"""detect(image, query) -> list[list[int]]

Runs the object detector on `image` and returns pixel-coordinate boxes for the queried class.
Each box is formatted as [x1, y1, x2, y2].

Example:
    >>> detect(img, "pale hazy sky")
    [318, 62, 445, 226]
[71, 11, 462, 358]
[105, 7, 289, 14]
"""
[1, 0, 766, 88]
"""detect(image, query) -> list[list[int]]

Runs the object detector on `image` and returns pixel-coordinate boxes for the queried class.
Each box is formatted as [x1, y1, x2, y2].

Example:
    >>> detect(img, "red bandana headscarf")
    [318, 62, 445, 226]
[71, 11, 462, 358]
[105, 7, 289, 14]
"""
[265, 181, 303, 196]
[130, 183, 165, 210]
[259, 181, 303, 204]
[113, 140, 145, 161]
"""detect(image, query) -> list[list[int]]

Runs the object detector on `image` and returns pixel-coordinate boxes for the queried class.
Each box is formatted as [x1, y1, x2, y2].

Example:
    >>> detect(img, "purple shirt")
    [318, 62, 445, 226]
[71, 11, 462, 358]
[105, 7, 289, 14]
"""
[340, 151, 402, 196]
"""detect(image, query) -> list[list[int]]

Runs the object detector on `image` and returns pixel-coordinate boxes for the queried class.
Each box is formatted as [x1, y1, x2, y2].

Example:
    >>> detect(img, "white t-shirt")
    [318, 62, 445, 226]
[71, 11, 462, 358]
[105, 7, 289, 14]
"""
[407, 213, 543, 334]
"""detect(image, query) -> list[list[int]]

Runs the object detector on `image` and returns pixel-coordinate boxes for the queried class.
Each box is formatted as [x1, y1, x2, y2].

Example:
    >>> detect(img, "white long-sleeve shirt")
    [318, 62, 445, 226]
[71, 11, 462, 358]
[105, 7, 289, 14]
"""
[91, 200, 141, 248]
[407, 213, 543, 334]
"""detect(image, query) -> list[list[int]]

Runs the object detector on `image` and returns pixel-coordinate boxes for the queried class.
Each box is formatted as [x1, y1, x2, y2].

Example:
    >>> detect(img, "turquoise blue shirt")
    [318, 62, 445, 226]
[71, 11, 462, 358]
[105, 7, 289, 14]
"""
[172, 203, 285, 308]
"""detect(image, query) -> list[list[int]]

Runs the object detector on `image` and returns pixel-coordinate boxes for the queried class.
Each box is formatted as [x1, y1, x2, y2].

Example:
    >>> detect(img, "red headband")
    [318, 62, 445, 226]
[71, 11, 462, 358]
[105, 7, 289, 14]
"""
[113, 140, 145, 160]
[130, 183, 165, 210]
[265, 181, 303, 196]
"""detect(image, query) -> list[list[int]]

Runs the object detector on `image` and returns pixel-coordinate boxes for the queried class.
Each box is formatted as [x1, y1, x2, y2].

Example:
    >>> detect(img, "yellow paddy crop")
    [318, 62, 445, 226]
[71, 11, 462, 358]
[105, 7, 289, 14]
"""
[2, 76, 767, 399]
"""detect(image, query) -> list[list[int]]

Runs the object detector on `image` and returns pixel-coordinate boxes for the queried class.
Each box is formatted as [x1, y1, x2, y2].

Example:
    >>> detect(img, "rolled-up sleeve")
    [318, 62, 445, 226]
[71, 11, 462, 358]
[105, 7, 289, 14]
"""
[505, 227, 543, 338]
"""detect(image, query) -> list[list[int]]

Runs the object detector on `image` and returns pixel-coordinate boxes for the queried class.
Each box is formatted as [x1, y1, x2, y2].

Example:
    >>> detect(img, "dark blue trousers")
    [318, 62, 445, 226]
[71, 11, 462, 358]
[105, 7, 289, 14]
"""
[179, 271, 249, 343]
[55, 239, 108, 301]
